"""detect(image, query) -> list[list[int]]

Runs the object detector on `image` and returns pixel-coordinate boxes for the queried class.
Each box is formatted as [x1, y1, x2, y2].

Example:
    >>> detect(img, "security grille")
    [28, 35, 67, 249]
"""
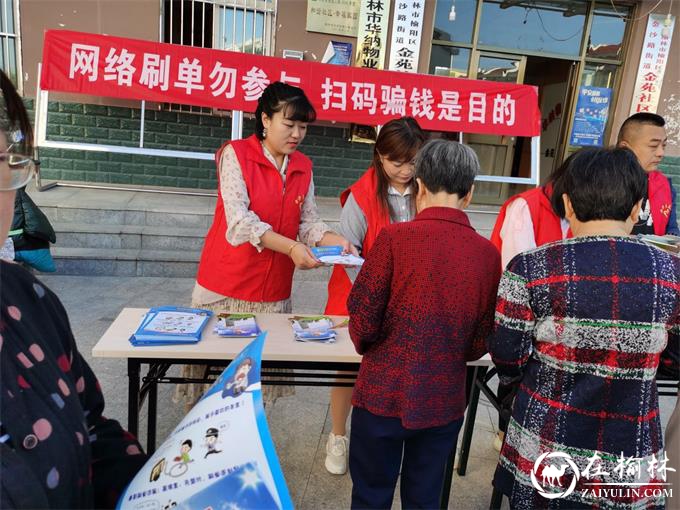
[162, 0, 275, 113]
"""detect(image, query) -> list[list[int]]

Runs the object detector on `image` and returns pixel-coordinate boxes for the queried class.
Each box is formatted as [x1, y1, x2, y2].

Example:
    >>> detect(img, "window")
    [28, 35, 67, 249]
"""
[161, 0, 275, 112]
[0, 0, 19, 87]
[586, 3, 629, 59]
[433, 0, 477, 44]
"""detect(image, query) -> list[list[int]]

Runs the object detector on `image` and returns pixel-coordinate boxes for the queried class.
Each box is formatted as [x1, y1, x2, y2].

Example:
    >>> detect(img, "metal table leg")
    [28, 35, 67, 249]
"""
[127, 359, 141, 436]
[147, 376, 158, 454]
[489, 487, 503, 509]
[457, 366, 487, 476]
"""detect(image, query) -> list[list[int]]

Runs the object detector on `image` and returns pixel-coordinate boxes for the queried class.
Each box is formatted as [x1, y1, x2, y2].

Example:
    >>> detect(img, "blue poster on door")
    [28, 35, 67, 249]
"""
[117, 333, 294, 510]
[569, 86, 612, 146]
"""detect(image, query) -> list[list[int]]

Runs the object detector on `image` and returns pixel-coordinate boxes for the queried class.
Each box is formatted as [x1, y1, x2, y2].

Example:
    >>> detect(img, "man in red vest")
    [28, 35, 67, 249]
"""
[617, 112, 678, 236]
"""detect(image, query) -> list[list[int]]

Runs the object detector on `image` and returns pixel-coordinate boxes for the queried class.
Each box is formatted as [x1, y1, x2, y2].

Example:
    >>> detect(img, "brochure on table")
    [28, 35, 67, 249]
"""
[118, 333, 293, 510]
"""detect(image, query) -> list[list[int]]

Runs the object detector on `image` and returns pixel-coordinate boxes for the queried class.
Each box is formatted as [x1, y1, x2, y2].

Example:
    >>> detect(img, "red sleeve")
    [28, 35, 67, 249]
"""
[347, 228, 393, 355]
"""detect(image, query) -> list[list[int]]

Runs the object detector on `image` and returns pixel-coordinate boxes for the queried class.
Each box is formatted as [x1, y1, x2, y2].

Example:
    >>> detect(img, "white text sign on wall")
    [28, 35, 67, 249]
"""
[388, 1, 425, 73]
[356, 0, 392, 69]
[630, 13, 675, 115]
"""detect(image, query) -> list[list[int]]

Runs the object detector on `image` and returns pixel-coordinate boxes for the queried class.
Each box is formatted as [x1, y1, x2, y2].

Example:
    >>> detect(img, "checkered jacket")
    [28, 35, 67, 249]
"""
[489, 236, 680, 509]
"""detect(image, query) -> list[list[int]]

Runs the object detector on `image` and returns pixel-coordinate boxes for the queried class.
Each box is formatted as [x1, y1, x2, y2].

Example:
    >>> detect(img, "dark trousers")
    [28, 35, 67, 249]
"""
[349, 406, 464, 509]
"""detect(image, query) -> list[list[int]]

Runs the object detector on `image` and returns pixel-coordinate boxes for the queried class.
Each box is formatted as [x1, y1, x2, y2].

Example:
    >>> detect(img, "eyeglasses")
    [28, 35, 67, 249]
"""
[0, 152, 38, 190]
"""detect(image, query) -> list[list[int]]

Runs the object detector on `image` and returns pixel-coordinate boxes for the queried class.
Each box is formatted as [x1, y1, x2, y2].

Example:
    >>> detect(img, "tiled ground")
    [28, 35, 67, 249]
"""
[40, 273, 677, 509]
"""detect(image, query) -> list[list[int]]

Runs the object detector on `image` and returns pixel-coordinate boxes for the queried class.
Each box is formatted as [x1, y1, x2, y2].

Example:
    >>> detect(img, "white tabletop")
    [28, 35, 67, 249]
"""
[92, 308, 494, 367]
[92, 308, 362, 364]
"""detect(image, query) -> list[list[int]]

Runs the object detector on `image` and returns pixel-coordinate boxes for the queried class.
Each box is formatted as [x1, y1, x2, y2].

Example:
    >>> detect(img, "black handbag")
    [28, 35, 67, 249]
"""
[10, 187, 56, 251]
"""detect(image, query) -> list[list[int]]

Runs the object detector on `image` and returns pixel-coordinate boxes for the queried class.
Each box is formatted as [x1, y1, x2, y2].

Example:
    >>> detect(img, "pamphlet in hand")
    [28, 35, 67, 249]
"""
[129, 306, 213, 346]
[117, 333, 293, 510]
[638, 234, 680, 254]
[290, 315, 337, 343]
[311, 246, 364, 266]
[215, 313, 261, 337]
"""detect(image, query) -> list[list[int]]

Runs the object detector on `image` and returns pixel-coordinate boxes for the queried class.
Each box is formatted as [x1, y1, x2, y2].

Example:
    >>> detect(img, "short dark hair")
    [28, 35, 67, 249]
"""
[182, 439, 192, 448]
[414, 139, 478, 197]
[254, 82, 316, 140]
[617, 112, 665, 144]
[551, 147, 646, 223]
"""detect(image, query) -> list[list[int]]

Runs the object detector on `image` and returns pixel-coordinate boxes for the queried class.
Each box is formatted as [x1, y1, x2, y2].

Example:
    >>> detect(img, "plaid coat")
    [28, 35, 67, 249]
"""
[489, 236, 680, 509]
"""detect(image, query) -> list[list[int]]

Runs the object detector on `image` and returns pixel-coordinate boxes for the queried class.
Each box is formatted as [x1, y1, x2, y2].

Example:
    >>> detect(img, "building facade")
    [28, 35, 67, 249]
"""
[9, 0, 680, 203]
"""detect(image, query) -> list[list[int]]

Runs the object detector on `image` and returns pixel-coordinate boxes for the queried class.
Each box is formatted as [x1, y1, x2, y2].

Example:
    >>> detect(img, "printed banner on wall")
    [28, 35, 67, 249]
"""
[306, 0, 360, 37]
[570, 86, 612, 146]
[117, 333, 293, 510]
[355, 0, 391, 69]
[629, 13, 675, 115]
[388, 0, 426, 73]
[41, 30, 541, 136]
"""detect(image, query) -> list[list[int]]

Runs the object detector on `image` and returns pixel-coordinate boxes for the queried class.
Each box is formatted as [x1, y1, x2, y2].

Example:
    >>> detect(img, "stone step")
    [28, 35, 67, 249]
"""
[51, 246, 335, 280]
[53, 223, 208, 251]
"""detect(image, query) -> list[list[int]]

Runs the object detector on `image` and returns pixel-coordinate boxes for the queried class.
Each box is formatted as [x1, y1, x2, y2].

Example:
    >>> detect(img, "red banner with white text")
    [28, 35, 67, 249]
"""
[41, 30, 541, 136]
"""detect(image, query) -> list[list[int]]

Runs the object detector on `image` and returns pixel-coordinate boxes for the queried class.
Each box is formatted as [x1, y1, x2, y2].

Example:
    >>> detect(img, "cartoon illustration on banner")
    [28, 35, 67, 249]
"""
[117, 333, 293, 510]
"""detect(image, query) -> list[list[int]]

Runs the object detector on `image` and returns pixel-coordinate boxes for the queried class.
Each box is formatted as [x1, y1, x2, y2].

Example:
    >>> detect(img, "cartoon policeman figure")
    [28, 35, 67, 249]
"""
[203, 427, 223, 458]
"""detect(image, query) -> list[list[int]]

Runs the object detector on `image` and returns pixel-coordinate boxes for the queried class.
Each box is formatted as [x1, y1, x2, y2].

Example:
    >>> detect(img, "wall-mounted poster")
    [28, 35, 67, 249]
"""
[306, 0, 360, 37]
[570, 86, 612, 147]
[322, 41, 353, 66]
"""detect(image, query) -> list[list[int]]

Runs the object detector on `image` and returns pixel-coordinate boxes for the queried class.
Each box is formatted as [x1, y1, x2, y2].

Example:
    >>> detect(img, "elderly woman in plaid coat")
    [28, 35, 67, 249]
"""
[489, 147, 680, 509]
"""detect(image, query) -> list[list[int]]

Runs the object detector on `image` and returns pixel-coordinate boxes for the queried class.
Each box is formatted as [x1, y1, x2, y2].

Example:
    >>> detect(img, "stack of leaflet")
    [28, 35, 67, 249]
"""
[129, 306, 213, 346]
[214, 313, 261, 337]
[311, 246, 364, 266]
[290, 316, 337, 344]
[638, 234, 680, 254]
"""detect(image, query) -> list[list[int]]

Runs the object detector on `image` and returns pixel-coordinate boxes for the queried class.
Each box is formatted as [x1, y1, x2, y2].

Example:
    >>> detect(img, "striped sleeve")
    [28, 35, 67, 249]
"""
[489, 267, 535, 385]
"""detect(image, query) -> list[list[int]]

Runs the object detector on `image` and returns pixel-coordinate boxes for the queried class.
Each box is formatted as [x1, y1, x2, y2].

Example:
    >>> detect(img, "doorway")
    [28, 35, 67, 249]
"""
[468, 53, 576, 204]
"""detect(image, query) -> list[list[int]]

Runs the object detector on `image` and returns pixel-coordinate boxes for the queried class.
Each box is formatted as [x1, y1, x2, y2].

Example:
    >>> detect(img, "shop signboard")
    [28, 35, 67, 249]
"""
[570, 86, 612, 146]
[388, 1, 425, 73]
[355, 0, 391, 70]
[41, 30, 541, 136]
[630, 13, 675, 115]
[306, 0, 360, 37]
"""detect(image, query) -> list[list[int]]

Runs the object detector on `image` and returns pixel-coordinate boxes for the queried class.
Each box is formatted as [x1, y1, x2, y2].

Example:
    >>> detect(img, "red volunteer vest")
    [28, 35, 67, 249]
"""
[324, 167, 391, 315]
[648, 171, 673, 236]
[490, 186, 566, 258]
[196, 135, 312, 302]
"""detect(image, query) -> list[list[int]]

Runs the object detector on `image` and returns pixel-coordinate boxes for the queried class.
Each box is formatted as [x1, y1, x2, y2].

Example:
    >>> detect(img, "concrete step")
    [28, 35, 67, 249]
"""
[53, 223, 208, 251]
[51, 246, 335, 280]
[52, 247, 201, 277]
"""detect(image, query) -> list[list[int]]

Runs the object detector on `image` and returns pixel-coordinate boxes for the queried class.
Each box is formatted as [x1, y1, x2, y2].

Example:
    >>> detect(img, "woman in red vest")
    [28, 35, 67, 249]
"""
[489, 157, 573, 269]
[176, 82, 356, 409]
[323, 117, 426, 475]
[489, 157, 573, 452]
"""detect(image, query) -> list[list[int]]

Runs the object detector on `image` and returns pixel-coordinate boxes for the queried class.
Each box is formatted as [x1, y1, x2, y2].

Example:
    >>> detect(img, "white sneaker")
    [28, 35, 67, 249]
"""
[324, 433, 349, 475]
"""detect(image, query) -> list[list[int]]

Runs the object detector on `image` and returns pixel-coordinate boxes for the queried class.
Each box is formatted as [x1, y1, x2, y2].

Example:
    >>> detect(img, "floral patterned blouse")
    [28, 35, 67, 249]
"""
[193, 142, 331, 305]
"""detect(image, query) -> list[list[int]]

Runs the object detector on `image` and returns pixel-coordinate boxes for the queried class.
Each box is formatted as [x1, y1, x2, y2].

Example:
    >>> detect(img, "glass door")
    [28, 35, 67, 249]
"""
[467, 51, 526, 204]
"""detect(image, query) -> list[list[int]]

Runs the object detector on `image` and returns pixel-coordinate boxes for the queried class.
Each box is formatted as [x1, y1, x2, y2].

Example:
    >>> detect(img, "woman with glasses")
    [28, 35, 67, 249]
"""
[0, 71, 147, 508]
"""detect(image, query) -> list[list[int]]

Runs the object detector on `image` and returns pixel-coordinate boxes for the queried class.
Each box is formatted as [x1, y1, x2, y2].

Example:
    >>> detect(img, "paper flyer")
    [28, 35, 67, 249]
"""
[118, 333, 293, 510]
